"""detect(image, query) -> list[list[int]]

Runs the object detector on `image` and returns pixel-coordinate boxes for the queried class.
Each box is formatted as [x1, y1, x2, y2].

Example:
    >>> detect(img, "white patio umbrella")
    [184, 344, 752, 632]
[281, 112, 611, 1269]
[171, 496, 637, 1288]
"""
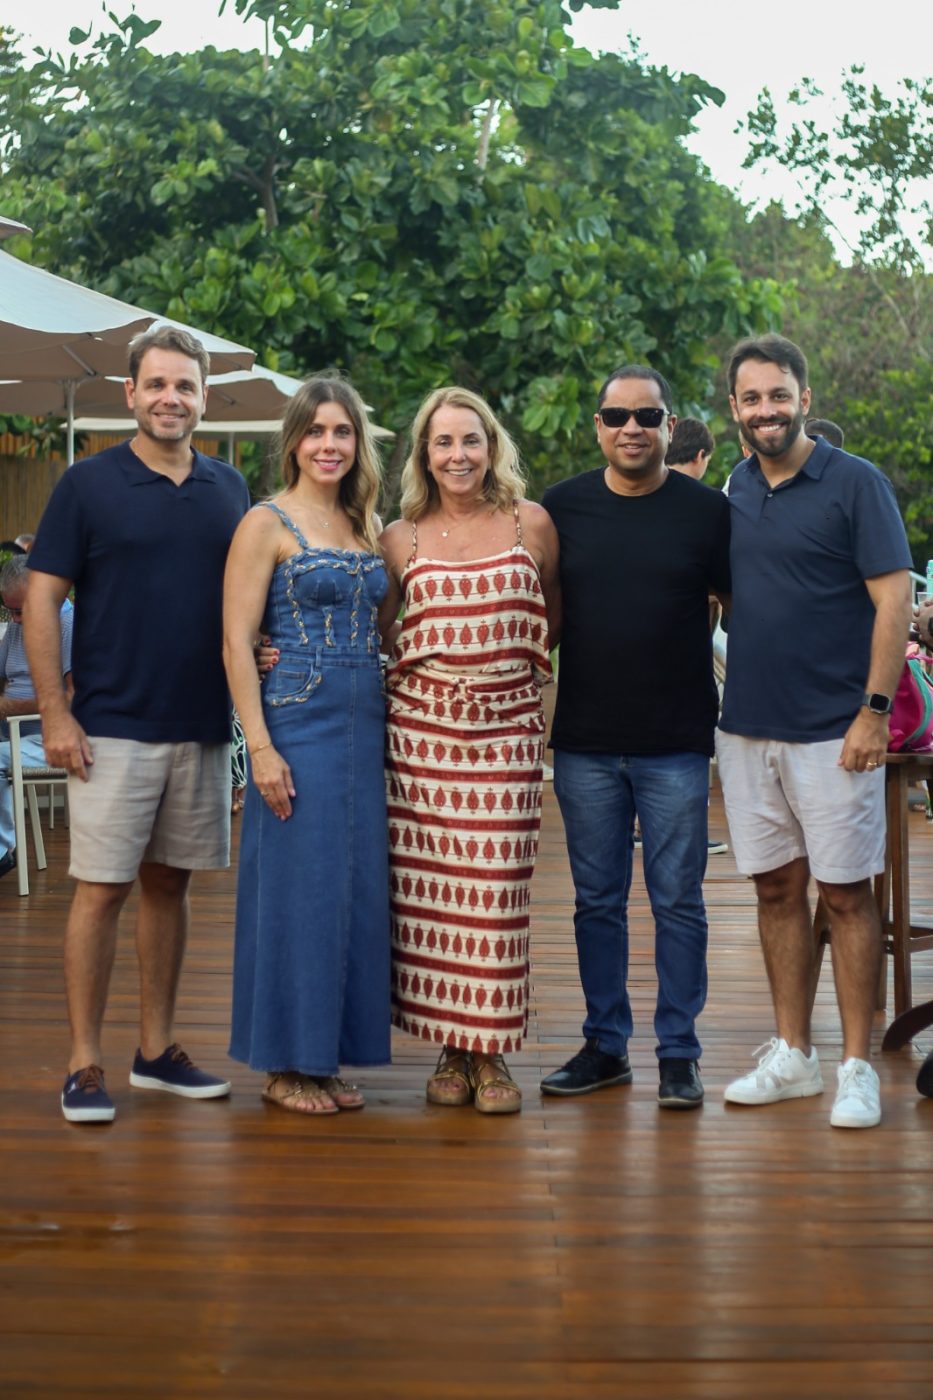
[0, 248, 255, 460]
[0, 364, 302, 422]
[7, 364, 393, 458]
[65, 365, 308, 461]
[0, 216, 32, 241]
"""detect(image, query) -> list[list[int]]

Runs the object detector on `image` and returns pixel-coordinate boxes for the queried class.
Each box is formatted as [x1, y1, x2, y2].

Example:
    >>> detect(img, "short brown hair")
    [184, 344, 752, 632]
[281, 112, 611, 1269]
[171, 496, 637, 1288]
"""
[666, 417, 714, 465]
[127, 325, 210, 385]
[727, 333, 808, 396]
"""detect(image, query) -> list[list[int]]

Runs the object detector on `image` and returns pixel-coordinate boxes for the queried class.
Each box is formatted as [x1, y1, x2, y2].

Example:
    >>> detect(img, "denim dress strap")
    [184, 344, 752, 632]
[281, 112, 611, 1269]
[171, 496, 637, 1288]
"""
[258, 501, 310, 551]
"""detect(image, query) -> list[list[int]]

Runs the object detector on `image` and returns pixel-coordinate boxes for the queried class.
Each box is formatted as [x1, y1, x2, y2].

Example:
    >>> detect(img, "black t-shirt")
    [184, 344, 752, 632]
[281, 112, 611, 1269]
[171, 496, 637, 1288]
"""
[543, 468, 731, 756]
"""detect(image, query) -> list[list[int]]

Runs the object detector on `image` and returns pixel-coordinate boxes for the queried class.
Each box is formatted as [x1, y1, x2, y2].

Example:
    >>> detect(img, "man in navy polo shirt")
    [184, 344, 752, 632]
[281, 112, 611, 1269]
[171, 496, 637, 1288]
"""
[24, 325, 251, 1124]
[717, 333, 912, 1130]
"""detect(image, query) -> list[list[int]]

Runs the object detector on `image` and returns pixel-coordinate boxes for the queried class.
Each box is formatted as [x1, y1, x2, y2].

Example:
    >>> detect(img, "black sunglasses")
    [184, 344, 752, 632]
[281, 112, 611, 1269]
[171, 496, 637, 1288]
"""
[598, 406, 667, 429]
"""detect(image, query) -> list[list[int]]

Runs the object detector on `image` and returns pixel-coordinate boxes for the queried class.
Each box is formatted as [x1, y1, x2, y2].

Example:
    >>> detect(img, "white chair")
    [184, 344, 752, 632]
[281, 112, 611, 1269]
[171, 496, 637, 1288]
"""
[6, 714, 68, 897]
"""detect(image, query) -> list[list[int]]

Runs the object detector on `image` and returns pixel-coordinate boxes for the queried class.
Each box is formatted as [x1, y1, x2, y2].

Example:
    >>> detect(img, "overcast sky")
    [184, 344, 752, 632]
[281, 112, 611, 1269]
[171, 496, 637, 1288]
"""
[10, 1, 931, 260]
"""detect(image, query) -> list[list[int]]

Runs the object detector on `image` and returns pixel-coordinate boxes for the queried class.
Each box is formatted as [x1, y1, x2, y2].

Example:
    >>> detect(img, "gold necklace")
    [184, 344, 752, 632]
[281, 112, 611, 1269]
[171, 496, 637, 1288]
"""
[438, 505, 490, 539]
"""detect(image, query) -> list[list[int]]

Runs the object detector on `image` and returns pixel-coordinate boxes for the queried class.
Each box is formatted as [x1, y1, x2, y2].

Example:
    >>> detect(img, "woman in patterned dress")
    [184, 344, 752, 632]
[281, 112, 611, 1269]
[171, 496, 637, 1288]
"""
[224, 377, 391, 1116]
[380, 387, 560, 1114]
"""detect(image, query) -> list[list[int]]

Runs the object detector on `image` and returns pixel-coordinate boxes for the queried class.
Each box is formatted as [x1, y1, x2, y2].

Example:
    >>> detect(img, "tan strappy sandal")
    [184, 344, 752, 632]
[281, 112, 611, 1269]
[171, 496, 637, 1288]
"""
[315, 1076, 365, 1110]
[426, 1047, 474, 1106]
[262, 1073, 339, 1115]
[469, 1054, 522, 1115]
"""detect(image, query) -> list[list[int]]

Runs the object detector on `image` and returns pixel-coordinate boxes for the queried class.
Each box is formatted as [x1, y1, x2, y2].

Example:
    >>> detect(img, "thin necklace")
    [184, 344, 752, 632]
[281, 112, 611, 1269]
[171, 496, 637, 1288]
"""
[438, 504, 489, 538]
[292, 499, 340, 531]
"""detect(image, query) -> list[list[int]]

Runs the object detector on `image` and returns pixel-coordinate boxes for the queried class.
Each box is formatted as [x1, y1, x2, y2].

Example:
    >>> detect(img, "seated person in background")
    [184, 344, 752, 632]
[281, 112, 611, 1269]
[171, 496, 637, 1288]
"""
[806, 418, 845, 449]
[665, 417, 714, 480]
[0, 555, 73, 879]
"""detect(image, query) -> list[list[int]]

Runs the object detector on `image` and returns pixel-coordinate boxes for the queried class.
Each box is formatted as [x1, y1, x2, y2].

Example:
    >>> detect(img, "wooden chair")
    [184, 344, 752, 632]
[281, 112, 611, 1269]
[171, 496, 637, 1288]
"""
[6, 714, 68, 897]
[812, 752, 933, 1045]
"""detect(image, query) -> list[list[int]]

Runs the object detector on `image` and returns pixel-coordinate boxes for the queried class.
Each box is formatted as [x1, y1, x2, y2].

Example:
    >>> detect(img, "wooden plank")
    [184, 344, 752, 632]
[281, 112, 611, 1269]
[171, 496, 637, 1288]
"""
[1, 779, 932, 1399]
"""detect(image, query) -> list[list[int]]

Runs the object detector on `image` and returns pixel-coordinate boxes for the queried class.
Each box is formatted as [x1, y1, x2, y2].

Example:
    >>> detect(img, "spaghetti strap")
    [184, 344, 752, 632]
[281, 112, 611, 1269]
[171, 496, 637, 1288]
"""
[258, 501, 311, 551]
[513, 500, 524, 548]
[408, 519, 418, 566]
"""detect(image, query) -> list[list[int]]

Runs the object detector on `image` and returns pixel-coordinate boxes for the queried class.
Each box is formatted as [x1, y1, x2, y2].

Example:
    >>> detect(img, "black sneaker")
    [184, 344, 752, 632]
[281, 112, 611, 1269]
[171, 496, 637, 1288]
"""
[130, 1043, 231, 1099]
[0, 848, 16, 879]
[917, 1050, 933, 1099]
[61, 1064, 115, 1123]
[658, 1057, 704, 1109]
[540, 1038, 633, 1096]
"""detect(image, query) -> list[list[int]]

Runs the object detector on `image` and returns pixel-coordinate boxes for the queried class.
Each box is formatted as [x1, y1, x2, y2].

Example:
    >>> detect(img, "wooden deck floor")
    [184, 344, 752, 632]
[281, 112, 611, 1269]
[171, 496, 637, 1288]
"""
[2, 781, 933, 1399]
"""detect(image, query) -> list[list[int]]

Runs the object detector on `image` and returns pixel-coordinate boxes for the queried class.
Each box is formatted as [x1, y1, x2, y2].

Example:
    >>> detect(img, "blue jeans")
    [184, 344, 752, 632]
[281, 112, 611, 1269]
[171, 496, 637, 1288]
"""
[0, 734, 48, 858]
[553, 749, 710, 1059]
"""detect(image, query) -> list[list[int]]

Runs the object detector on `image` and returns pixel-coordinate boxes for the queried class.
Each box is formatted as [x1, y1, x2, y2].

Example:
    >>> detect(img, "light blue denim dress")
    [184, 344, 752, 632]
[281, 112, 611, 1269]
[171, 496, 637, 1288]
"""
[229, 504, 391, 1075]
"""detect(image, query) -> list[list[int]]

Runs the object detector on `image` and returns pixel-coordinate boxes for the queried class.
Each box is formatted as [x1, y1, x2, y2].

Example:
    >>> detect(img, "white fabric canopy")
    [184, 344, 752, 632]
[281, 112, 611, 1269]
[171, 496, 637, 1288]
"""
[0, 248, 256, 460]
[0, 364, 300, 421]
[0, 216, 33, 242]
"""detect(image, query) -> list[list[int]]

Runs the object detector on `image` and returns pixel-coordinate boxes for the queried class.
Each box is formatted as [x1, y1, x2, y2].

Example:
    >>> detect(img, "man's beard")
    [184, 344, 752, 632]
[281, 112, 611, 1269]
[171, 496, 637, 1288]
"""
[745, 406, 806, 458]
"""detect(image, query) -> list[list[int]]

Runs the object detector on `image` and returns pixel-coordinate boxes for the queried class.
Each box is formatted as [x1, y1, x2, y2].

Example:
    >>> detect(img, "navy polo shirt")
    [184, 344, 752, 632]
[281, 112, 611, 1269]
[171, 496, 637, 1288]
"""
[720, 436, 912, 743]
[29, 441, 250, 744]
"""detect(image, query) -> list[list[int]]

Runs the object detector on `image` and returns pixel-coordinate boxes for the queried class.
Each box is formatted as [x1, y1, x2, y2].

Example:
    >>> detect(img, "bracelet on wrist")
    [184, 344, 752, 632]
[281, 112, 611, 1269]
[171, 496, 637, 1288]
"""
[249, 741, 272, 757]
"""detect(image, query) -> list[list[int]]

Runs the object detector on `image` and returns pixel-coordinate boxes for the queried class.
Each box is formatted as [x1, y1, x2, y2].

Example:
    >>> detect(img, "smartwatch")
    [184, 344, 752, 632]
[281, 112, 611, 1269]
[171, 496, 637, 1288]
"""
[862, 692, 893, 715]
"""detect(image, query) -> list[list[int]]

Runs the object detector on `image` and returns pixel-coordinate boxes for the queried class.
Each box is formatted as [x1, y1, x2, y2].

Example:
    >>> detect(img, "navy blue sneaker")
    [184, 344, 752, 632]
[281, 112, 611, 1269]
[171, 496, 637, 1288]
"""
[658, 1057, 704, 1109]
[541, 1039, 633, 1096]
[61, 1064, 116, 1123]
[130, 1043, 231, 1099]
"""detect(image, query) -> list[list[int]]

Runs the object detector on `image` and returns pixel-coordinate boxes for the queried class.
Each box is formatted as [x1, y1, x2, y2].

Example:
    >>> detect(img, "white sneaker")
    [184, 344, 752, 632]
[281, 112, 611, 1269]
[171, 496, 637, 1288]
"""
[724, 1037, 823, 1104]
[830, 1058, 881, 1129]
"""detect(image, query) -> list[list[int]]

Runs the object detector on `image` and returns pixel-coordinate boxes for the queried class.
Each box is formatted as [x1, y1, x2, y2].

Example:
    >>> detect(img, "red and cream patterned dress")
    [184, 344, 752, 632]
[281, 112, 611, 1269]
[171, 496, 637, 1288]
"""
[385, 508, 552, 1054]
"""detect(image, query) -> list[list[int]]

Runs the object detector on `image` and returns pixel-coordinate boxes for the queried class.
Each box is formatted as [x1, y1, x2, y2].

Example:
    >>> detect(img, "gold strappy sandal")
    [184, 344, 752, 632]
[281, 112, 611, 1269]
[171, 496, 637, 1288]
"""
[315, 1076, 365, 1110]
[469, 1054, 522, 1115]
[262, 1073, 339, 1115]
[426, 1047, 474, 1106]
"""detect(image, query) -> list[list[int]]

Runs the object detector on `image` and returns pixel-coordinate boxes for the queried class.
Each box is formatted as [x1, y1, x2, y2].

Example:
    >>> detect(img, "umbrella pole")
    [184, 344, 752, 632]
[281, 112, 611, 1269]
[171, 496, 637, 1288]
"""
[66, 381, 75, 465]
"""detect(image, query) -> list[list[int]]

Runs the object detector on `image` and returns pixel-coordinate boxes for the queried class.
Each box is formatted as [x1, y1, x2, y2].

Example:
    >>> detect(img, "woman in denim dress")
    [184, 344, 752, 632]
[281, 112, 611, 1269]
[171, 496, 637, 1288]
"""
[224, 377, 391, 1114]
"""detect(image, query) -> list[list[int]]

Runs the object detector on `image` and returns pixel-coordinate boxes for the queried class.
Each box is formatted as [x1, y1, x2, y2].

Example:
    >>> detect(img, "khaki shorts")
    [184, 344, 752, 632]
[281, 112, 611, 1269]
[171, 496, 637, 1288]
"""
[68, 737, 231, 883]
[715, 730, 885, 884]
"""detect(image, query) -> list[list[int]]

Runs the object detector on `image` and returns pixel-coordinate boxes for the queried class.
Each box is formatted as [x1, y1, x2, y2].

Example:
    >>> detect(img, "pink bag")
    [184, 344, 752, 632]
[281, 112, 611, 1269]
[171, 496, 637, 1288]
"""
[888, 644, 933, 753]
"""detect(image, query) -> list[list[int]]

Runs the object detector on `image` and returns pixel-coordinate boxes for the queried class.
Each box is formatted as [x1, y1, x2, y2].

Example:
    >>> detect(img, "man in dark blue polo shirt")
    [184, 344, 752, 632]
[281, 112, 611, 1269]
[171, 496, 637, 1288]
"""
[717, 333, 912, 1130]
[24, 325, 251, 1124]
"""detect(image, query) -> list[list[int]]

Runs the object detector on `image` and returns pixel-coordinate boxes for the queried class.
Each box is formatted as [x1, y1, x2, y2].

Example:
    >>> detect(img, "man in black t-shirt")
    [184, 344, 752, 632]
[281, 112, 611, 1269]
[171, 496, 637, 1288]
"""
[541, 365, 731, 1109]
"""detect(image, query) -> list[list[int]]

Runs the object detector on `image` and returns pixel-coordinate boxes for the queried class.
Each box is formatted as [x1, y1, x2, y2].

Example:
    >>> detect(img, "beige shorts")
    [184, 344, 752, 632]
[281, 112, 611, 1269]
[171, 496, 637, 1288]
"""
[715, 730, 886, 884]
[68, 737, 231, 883]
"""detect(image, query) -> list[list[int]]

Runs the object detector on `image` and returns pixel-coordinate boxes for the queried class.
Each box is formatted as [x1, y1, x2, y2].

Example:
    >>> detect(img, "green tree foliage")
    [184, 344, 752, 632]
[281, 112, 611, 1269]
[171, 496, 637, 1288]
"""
[843, 363, 933, 566]
[0, 3, 778, 500]
[730, 73, 932, 563]
[743, 68, 932, 273]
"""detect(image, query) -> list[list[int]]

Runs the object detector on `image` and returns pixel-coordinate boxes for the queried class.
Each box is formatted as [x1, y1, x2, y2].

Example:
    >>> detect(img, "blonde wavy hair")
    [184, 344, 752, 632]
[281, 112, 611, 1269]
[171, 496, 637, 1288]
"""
[399, 386, 526, 522]
[278, 375, 382, 552]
